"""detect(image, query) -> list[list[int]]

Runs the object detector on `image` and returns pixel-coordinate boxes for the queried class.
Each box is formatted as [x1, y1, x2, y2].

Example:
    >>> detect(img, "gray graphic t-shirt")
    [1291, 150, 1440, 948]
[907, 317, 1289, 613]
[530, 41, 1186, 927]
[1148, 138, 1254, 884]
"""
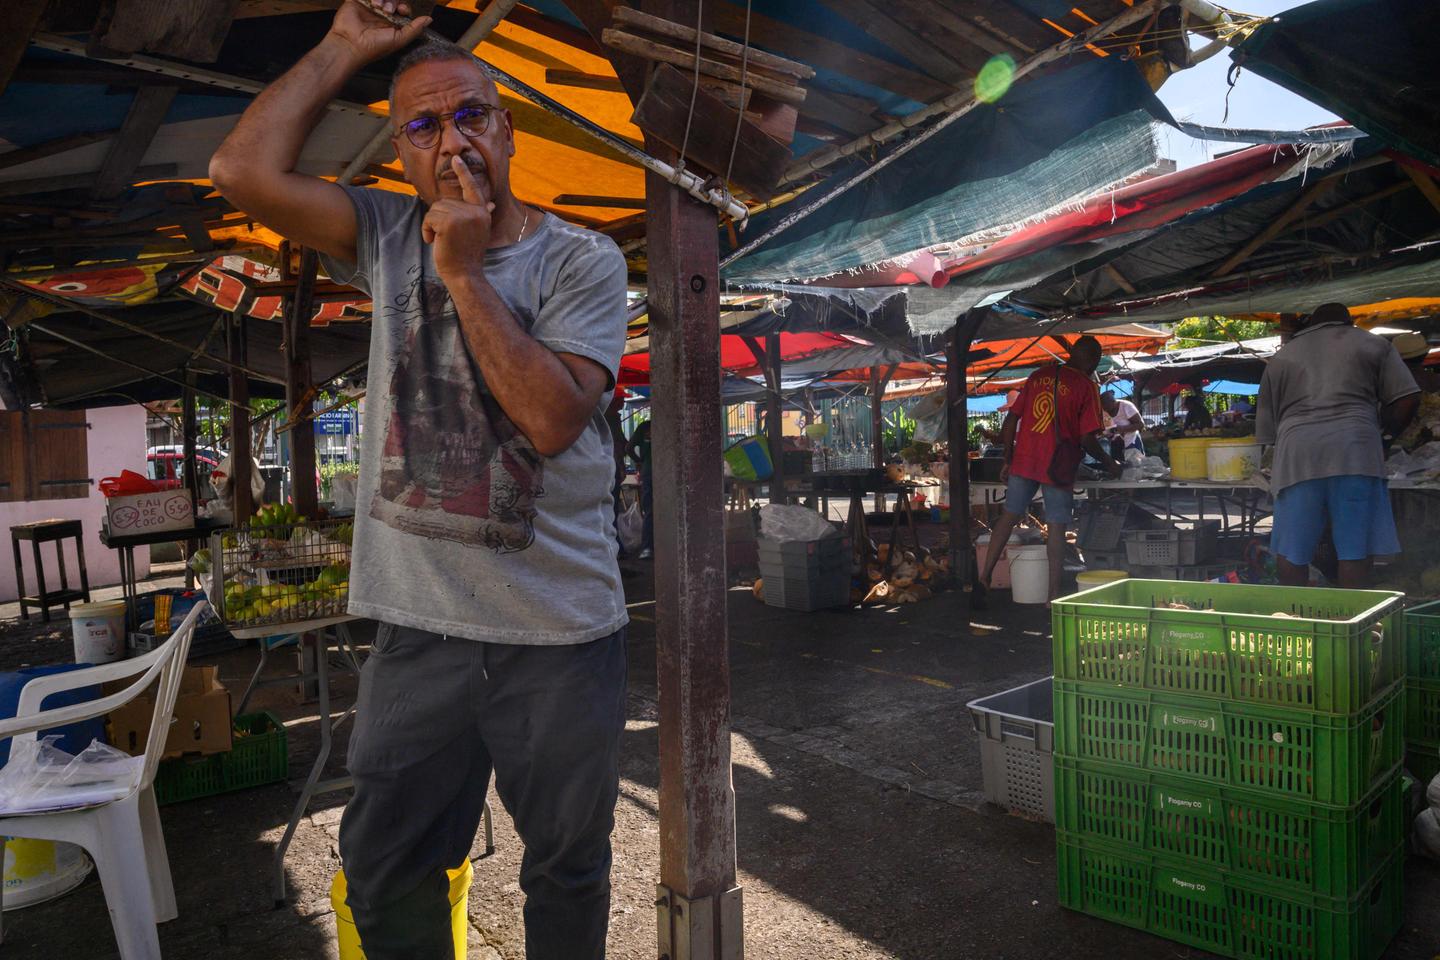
[321, 187, 628, 644]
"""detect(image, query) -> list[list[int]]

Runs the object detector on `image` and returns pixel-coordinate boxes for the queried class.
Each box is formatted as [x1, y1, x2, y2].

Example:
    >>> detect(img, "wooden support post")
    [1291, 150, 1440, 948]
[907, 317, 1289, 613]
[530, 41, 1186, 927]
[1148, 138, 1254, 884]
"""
[227, 312, 253, 523]
[285, 248, 319, 518]
[0, 0, 50, 96]
[765, 334, 786, 505]
[870, 365, 886, 512]
[181, 371, 200, 506]
[182, 369, 200, 588]
[645, 136, 742, 958]
[947, 309, 986, 593]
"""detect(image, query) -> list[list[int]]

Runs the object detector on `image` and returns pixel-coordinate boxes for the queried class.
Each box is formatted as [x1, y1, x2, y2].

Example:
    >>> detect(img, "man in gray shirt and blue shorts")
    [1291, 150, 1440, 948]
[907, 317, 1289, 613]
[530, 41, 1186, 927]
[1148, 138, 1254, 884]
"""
[210, 2, 629, 956]
[1257, 303, 1419, 588]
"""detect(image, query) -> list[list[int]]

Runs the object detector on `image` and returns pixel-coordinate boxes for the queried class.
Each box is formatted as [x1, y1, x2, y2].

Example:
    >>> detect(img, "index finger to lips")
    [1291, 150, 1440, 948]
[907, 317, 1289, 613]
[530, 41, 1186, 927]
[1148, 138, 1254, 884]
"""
[451, 156, 482, 205]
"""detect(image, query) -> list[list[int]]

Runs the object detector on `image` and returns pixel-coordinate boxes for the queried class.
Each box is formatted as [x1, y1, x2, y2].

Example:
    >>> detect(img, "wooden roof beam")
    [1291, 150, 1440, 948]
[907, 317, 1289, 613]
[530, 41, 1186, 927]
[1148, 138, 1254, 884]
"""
[819, 0, 977, 83]
[707, 2, 949, 104]
[0, 0, 49, 96]
[89, 0, 241, 63]
[1403, 166, 1440, 217]
[92, 86, 179, 200]
[893, 0, 1030, 57]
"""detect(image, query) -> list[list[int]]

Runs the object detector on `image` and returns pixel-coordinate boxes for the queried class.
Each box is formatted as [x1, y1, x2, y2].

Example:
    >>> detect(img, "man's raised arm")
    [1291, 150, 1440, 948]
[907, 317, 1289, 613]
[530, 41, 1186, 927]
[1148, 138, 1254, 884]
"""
[209, 1, 430, 264]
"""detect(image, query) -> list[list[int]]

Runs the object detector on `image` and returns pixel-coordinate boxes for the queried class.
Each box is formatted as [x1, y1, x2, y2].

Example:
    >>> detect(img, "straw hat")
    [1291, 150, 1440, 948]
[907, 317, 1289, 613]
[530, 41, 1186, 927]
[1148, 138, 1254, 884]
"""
[1393, 332, 1430, 361]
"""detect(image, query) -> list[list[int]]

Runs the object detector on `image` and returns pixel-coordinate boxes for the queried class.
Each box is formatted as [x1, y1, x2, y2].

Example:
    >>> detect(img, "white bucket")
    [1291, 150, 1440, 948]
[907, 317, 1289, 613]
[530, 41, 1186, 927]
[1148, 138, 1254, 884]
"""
[3, 838, 92, 910]
[68, 600, 126, 664]
[1009, 545, 1050, 605]
[1206, 440, 1262, 482]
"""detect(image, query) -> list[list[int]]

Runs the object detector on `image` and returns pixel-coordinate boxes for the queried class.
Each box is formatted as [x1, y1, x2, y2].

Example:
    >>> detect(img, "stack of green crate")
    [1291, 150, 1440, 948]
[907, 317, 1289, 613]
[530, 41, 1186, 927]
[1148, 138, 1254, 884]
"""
[1051, 580, 1407, 960]
[1403, 600, 1440, 785]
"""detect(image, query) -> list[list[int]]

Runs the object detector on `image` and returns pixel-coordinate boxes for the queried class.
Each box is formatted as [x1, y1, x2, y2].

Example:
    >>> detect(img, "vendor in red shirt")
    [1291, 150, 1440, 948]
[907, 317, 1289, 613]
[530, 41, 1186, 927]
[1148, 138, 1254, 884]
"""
[980, 336, 1121, 600]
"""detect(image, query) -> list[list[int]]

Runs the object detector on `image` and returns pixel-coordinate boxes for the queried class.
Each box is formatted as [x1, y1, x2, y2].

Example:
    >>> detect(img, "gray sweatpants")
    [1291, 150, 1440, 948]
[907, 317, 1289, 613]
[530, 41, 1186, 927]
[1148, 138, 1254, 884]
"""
[338, 623, 627, 960]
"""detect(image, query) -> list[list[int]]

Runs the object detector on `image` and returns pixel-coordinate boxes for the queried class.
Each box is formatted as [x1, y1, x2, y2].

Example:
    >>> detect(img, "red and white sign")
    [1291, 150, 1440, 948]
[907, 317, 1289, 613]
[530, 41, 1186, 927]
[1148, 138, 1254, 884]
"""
[105, 489, 194, 536]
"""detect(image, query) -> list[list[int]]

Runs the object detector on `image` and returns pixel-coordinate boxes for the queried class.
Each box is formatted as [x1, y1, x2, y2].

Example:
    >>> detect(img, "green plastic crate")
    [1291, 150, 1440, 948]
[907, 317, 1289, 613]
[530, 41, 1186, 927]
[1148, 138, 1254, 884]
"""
[1407, 677, 1440, 744]
[1053, 679, 1404, 806]
[1057, 834, 1403, 960]
[1052, 580, 1404, 715]
[1404, 599, 1440, 682]
[1054, 756, 1404, 897]
[1407, 740, 1440, 786]
[153, 712, 288, 806]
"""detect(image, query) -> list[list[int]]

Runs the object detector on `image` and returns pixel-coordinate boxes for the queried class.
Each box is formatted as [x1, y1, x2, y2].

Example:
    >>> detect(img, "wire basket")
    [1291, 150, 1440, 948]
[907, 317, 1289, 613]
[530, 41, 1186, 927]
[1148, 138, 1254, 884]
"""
[208, 511, 354, 631]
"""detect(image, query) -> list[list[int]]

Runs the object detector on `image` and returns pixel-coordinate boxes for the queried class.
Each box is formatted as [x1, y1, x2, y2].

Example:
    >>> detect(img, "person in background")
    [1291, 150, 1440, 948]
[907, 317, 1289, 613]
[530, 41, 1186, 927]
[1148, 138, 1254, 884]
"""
[1182, 392, 1213, 431]
[1393, 332, 1440, 452]
[980, 337, 1122, 601]
[1100, 390, 1144, 459]
[1256, 303, 1419, 588]
[626, 417, 653, 560]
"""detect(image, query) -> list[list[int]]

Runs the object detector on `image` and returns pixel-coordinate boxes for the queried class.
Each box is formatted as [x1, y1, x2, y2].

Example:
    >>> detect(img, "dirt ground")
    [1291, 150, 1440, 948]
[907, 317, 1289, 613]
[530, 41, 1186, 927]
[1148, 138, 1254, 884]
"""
[0, 561, 1437, 960]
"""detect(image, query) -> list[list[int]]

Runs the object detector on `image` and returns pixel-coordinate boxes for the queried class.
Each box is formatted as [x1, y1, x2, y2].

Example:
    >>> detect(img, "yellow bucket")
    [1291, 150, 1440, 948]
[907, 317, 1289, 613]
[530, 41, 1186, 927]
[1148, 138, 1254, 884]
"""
[1167, 437, 1216, 480]
[1076, 569, 1129, 590]
[332, 859, 473, 960]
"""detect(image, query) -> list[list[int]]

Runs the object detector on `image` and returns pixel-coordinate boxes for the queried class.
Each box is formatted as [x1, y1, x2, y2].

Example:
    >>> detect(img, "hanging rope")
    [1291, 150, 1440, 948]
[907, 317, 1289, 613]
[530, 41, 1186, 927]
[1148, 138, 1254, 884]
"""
[723, 0, 754, 190]
[676, 0, 705, 174]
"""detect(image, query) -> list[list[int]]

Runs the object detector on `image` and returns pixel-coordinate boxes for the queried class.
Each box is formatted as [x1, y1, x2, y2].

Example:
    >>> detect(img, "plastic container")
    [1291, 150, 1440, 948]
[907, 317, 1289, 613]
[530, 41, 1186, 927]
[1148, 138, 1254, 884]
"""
[333, 857, 472, 960]
[761, 574, 850, 611]
[1406, 678, 1440, 745]
[1075, 570, 1128, 590]
[1078, 503, 1128, 552]
[1123, 521, 1218, 566]
[756, 536, 851, 575]
[0, 664, 105, 766]
[722, 436, 772, 482]
[1052, 679, 1403, 806]
[1407, 741, 1440, 786]
[1403, 598, 1440, 682]
[68, 600, 126, 664]
[1207, 438, 1263, 482]
[1009, 545, 1050, 604]
[1051, 579, 1403, 715]
[152, 712, 288, 806]
[966, 676, 1054, 820]
[1057, 834, 1403, 960]
[1167, 437, 1217, 480]
[1055, 757, 1404, 897]
[1, 838, 92, 910]
[976, 533, 1022, 589]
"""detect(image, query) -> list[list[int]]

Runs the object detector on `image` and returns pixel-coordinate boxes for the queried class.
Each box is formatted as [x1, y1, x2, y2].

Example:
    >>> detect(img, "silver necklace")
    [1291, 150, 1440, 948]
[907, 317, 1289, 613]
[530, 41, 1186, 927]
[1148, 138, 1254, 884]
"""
[516, 206, 531, 243]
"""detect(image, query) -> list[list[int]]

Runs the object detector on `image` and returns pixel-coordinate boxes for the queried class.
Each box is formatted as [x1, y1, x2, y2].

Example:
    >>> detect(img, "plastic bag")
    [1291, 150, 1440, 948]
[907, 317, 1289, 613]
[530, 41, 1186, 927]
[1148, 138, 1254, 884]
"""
[617, 500, 643, 553]
[330, 471, 359, 511]
[759, 504, 838, 542]
[0, 736, 143, 816]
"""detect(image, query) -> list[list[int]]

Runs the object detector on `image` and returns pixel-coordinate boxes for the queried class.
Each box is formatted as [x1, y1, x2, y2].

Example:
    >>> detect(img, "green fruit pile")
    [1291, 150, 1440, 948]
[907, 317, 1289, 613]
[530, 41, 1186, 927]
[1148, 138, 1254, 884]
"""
[251, 502, 304, 539]
[220, 563, 350, 625]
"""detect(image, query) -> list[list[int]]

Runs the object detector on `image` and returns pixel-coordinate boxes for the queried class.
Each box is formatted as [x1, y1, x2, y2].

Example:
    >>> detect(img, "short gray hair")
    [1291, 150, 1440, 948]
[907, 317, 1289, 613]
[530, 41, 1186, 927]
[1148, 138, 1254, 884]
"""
[388, 38, 482, 119]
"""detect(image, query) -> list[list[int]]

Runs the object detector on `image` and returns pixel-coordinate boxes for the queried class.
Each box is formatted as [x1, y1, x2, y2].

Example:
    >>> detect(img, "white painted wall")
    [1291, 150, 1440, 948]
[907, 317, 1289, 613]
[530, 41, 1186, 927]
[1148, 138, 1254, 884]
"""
[1, 406, 150, 604]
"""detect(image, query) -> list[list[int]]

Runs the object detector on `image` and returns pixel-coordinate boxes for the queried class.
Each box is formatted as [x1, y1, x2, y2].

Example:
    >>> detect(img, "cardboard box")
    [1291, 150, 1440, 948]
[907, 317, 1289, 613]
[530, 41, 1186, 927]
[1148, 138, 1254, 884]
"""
[106, 665, 232, 760]
[104, 488, 194, 536]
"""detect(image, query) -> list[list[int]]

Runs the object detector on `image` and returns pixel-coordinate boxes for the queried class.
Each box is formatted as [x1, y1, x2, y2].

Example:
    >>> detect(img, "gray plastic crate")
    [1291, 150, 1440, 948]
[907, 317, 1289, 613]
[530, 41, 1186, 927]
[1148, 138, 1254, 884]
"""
[966, 676, 1055, 821]
[761, 571, 850, 611]
[757, 536, 849, 563]
[1123, 520, 1219, 566]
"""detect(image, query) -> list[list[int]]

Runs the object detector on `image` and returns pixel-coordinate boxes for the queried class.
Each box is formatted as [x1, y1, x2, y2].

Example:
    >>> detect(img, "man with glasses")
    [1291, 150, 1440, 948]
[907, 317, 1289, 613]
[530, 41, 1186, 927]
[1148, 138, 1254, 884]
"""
[210, 3, 629, 958]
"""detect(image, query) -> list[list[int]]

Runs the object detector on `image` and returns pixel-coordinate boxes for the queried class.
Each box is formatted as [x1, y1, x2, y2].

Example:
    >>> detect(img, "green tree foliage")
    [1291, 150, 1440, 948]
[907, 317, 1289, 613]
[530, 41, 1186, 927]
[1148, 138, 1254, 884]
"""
[1171, 315, 1272, 349]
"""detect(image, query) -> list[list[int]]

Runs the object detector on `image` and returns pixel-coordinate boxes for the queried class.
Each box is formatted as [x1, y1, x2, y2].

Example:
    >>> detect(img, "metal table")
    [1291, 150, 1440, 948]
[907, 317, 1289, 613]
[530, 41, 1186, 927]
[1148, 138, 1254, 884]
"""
[230, 615, 495, 904]
[1075, 478, 1270, 536]
[99, 518, 227, 631]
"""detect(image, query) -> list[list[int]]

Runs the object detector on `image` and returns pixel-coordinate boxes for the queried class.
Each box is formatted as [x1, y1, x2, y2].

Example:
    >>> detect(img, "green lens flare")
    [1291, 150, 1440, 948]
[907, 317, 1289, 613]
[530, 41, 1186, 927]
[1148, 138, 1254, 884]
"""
[975, 55, 1017, 104]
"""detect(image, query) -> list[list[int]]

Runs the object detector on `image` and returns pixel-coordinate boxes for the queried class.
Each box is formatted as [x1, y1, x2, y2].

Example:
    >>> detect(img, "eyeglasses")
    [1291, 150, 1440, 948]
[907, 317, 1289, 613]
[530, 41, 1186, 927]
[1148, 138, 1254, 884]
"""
[397, 104, 499, 149]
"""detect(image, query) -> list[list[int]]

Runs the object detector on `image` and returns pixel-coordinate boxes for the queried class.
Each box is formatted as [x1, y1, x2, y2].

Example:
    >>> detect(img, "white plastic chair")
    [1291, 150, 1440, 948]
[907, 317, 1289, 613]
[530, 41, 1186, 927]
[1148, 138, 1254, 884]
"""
[0, 601, 207, 959]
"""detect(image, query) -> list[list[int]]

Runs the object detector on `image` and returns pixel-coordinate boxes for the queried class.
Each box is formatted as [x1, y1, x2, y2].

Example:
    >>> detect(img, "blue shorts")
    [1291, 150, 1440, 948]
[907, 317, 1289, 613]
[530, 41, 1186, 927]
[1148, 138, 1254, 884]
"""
[1005, 473, 1076, 526]
[1271, 475, 1400, 565]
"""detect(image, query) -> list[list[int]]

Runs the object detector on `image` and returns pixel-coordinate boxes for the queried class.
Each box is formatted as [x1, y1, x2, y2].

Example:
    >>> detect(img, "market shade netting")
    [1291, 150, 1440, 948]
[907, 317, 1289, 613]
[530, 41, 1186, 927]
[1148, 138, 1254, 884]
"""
[1234, 0, 1440, 167]
[723, 56, 1163, 284]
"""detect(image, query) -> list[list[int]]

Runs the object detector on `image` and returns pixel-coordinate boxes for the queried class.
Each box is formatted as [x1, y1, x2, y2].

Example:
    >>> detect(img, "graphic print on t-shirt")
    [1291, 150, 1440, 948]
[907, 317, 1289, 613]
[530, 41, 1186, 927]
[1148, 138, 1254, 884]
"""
[370, 268, 543, 552]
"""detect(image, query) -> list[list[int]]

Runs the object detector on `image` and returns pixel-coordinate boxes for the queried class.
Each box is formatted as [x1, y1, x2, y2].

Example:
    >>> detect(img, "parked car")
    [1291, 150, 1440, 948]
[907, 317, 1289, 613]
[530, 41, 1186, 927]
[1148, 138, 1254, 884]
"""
[146, 448, 220, 503]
